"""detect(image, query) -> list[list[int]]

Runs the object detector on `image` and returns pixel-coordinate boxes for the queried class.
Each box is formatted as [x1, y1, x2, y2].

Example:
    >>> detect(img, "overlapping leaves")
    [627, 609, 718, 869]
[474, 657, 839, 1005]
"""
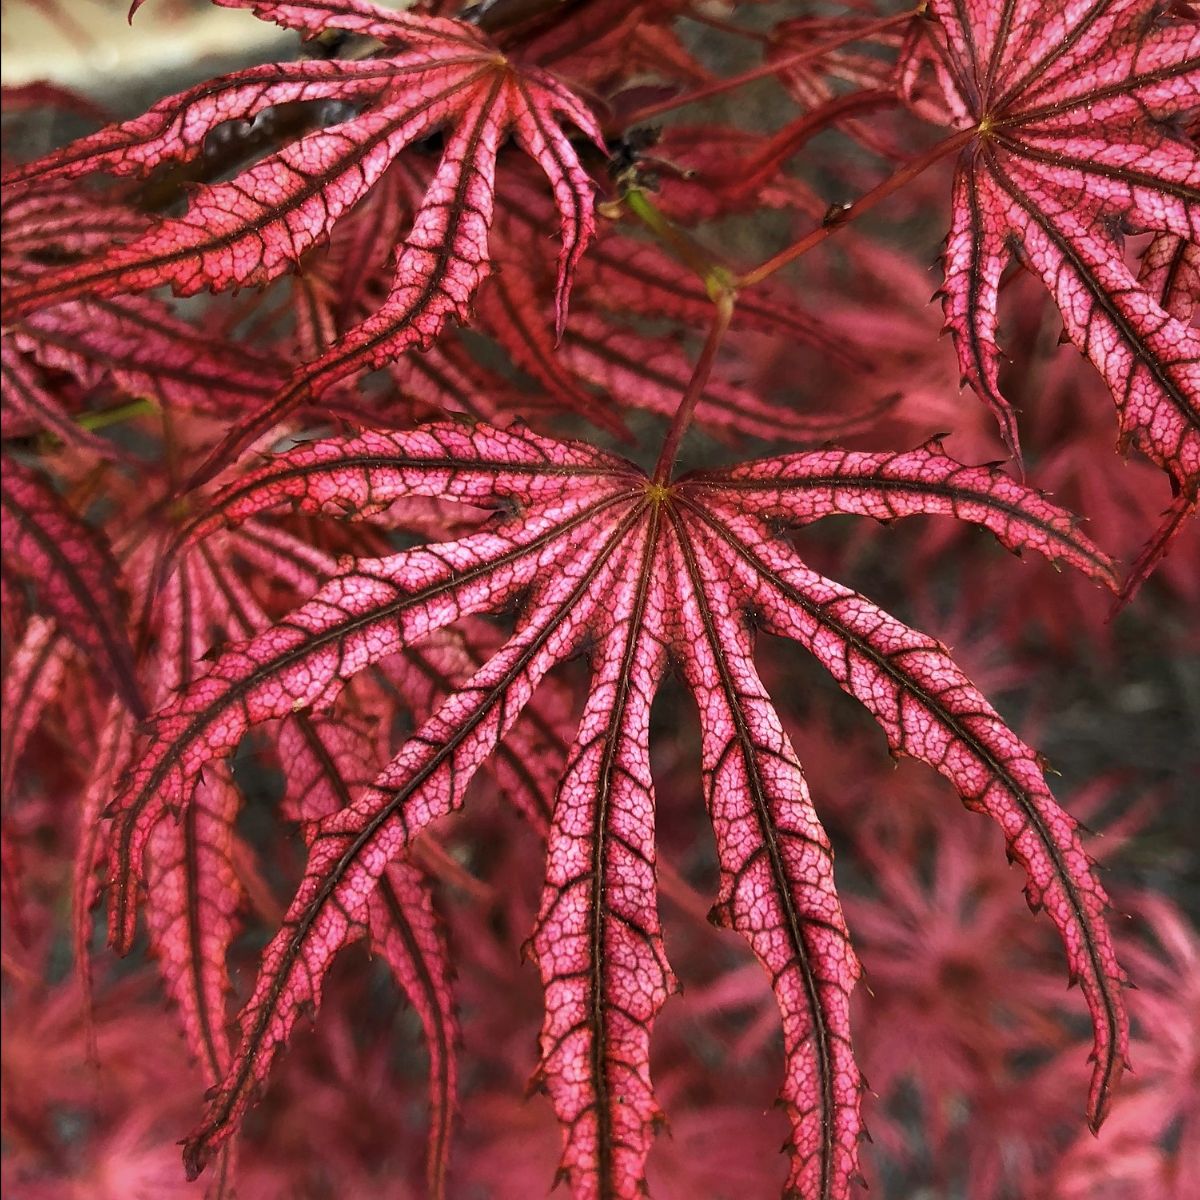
[1, 185, 286, 457]
[104, 421, 1128, 1198]
[4, 2, 1188, 1196]
[2, 0, 604, 472]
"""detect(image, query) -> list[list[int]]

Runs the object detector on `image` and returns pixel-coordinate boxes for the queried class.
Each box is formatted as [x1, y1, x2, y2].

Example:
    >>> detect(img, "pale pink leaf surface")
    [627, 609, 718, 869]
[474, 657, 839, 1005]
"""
[679, 465, 1127, 1124]
[13, 294, 284, 418]
[374, 621, 570, 833]
[0, 188, 148, 262]
[2, 191, 283, 422]
[108, 425, 639, 951]
[182, 498, 640, 1177]
[903, 0, 1200, 493]
[0, 59, 409, 191]
[212, 0, 483, 46]
[0, 459, 144, 716]
[101, 422, 1124, 1194]
[682, 443, 1120, 584]
[139, 551, 246, 1093]
[183, 78, 512, 481]
[669, 515, 863, 1199]
[1140, 232, 1200, 324]
[182, 423, 633, 541]
[529, 508, 676, 1199]
[3, 64, 486, 308]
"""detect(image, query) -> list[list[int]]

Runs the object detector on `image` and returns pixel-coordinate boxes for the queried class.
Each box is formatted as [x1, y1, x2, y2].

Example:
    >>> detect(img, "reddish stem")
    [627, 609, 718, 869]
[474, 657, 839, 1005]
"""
[653, 292, 735, 484]
[620, 9, 916, 128]
[738, 126, 975, 288]
[681, 9, 771, 43]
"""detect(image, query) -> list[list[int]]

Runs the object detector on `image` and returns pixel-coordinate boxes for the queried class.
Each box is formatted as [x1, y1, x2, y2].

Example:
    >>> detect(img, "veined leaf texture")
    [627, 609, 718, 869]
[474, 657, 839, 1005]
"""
[2, 2, 1194, 1198]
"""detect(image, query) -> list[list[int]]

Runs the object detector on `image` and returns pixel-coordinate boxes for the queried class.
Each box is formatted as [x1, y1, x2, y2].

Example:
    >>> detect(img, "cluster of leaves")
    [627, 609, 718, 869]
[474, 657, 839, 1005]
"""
[1, 1, 1197, 1197]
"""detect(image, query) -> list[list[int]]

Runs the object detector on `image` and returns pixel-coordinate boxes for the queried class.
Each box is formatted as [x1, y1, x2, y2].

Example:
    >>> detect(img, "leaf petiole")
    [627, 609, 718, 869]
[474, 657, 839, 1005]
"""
[619, 186, 734, 300]
[73, 396, 158, 432]
[653, 288, 736, 484]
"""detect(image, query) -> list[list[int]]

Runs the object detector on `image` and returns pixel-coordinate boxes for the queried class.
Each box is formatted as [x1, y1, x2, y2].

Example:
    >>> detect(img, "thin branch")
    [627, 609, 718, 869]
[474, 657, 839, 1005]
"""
[738, 127, 975, 288]
[721, 89, 899, 203]
[619, 9, 916, 128]
[681, 9, 771, 44]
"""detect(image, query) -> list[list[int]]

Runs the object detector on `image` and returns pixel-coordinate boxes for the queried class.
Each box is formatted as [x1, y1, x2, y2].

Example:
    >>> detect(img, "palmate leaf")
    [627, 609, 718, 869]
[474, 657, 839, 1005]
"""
[102, 421, 1128, 1198]
[2, 0, 604, 475]
[901, 0, 1200, 495]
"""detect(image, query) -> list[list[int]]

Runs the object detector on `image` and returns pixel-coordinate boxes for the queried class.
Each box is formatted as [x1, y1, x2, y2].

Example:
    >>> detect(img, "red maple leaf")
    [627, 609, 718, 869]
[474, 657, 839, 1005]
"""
[2, 0, 604, 475]
[900, 0, 1200, 499]
[98, 419, 1129, 1197]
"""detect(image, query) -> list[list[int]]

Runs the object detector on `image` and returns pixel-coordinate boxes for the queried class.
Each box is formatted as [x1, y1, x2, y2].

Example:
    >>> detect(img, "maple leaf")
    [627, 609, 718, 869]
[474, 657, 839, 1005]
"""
[2, 0, 604, 474]
[98, 420, 1128, 1197]
[900, 0, 1200, 500]
[1, 189, 288, 451]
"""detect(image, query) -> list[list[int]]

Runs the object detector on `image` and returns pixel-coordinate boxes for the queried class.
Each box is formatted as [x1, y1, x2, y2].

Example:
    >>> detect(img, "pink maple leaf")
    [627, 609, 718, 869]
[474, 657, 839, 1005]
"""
[94, 418, 1130, 1197]
[2, 0, 604, 477]
[900, 0, 1200, 500]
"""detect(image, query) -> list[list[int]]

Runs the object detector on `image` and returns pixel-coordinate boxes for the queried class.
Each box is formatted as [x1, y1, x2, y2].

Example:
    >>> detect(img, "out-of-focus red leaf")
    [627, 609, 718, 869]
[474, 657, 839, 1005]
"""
[0, 459, 143, 715]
